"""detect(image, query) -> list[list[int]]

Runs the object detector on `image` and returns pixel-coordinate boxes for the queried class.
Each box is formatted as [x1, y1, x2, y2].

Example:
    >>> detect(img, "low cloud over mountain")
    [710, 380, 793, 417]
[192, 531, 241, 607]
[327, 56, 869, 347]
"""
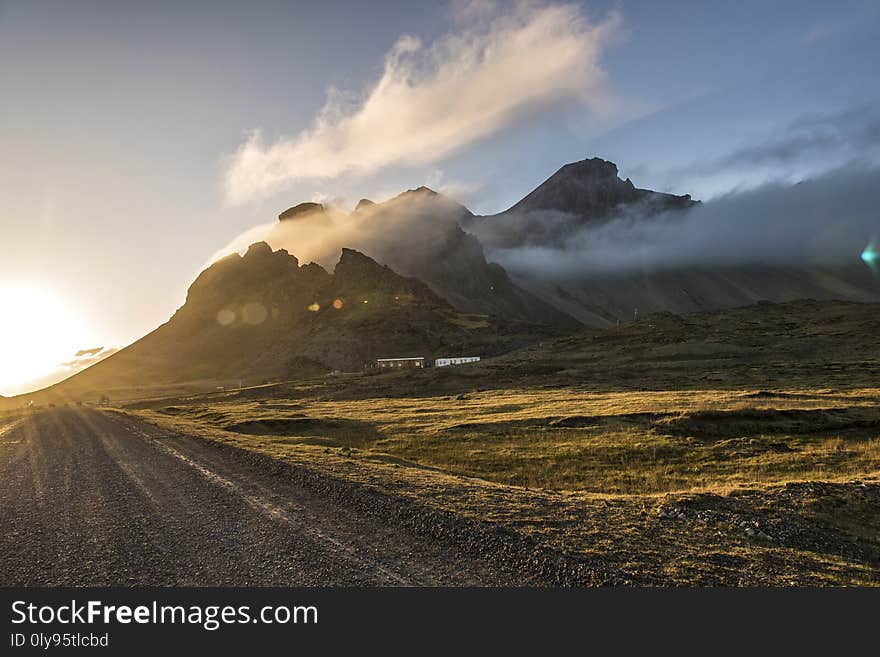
[481, 161, 880, 277]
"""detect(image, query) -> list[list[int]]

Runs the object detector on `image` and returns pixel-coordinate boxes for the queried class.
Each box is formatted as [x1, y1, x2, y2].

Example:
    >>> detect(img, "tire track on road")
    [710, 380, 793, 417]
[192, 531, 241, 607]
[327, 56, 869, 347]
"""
[115, 416, 414, 586]
[3, 408, 518, 586]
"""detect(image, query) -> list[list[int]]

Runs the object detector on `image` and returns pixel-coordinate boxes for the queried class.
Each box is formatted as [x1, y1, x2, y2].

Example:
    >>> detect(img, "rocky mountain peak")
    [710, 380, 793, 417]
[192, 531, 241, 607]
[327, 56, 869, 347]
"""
[503, 156, 694, 218]
[335, 247, 381, 271]
[396, 186, 439, 201]
[334, 248, 397, 285]
[241, 241, 299, 267]
[278, 202, 325, 221]
[556, 157, 621, 181]
[244, 241, 274, 259]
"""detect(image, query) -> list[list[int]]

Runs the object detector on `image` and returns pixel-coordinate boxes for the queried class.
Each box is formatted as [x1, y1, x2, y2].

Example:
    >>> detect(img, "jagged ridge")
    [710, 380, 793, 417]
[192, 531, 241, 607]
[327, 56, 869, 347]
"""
[46, 244, 556, 399]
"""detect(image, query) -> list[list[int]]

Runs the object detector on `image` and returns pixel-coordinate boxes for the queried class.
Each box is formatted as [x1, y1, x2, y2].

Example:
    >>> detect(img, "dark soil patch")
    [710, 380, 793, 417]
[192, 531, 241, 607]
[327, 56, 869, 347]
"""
[551, 412, 663, 428]
[657, 407, 880, 439]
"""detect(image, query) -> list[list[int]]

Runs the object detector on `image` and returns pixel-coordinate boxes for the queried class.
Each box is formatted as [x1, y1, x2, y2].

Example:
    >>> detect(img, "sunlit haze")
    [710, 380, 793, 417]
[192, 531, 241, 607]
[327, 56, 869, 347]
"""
[0, 285, 93, 395]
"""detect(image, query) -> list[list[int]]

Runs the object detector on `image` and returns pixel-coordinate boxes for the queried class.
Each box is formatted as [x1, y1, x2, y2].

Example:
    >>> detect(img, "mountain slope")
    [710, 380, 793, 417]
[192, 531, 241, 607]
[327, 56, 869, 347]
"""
[508, 263, 880, 327]
[37, 244, 555, 401]
[479, 298, 880, 391]
[266, 188, 581, 328]
[468, 157, 696, 248]
[354, 188, 580, 327]
[466, 157, 880, 326]
[508, 157, 694, 215]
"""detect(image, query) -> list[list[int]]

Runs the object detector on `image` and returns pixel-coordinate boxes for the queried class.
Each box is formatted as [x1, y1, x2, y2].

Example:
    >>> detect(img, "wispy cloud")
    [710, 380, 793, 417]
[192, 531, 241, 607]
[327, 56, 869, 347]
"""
[637, 105, 880, 198]
[801, 22, 840, 46]
[60, 346, 119, 370]
[713, 105, 880, 172]
[224, 1, 620, 203]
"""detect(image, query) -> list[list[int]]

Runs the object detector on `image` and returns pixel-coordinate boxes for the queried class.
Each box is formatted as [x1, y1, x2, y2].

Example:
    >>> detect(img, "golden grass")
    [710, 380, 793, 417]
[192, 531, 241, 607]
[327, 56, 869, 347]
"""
[132, 386, 880, 495]
[127, 384, 880, 585]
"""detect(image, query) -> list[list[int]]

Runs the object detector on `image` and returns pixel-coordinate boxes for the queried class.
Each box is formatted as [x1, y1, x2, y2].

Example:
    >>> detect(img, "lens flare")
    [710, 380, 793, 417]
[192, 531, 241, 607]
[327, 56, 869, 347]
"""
[216, 308, 236, 326]
[242, 302, 268, 325]
[308, 302, 320, 312]
[861, 241, 877, 272]
[332, 299, 344, 310]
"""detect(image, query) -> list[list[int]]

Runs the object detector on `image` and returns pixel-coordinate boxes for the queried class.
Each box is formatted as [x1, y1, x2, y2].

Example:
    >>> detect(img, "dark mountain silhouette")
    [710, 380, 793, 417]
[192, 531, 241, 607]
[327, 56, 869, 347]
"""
[467, 157, 696, 249]
[505, 157, 695, 218]
[278, 202, 325, 221]
[39, 244, 557, 401]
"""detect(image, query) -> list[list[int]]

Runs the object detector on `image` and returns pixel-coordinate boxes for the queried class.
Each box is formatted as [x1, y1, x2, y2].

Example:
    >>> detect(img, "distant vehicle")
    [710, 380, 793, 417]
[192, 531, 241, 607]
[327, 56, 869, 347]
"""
[373, 357, 426, 369]
[435, 356, 481, 367]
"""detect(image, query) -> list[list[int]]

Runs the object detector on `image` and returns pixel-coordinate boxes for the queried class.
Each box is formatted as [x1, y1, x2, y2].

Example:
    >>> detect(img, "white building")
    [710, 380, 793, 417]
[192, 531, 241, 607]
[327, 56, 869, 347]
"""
[434, 356, 480, 367]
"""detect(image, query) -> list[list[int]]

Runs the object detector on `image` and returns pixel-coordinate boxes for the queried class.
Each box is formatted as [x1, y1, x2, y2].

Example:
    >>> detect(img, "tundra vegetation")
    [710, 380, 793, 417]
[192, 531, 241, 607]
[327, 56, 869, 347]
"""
[118, 299, 880, 585]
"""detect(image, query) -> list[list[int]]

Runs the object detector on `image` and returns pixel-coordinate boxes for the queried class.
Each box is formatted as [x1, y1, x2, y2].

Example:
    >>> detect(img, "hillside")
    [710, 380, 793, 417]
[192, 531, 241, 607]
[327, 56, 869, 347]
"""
[29, 244, 556, 403]
[468, 157, 696, 248]
[250, 156, 880, 330]
[465, 158, 880, 326]
[272, 298, 880, 401]
[119, 297, 880, 585]
[267, 190, 579, 328]
[484, 298, 880, 391]
[508, 264, 880, 328]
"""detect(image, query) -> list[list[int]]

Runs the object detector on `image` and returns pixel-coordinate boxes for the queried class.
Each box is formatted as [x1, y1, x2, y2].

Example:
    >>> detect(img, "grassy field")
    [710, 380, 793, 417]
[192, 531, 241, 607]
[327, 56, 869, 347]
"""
[134, 387, 880, 495]
[131, 385, 880, 585]
[114, 300, 880, 584]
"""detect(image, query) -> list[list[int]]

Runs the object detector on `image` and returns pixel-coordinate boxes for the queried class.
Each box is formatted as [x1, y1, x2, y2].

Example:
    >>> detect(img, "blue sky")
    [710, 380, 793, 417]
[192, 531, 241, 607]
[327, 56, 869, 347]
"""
[1, 0, 879, 391]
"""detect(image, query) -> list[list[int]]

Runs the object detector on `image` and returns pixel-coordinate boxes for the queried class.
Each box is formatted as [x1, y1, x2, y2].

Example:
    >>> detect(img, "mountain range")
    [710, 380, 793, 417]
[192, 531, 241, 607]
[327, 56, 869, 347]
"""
[38, 243, 556, 401]
[19, 155, 880, 401]
[267, 186, 580, 328]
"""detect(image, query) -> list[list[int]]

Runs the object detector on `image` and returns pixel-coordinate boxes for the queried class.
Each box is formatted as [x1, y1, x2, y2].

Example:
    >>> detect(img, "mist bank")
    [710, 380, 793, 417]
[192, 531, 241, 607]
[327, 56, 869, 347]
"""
[477, 162, 880, 278]
[207, 189, 474, 278]
[211, 161, 880, 285]
[264, 191, 471, 272]
[204, 158, 880, 332]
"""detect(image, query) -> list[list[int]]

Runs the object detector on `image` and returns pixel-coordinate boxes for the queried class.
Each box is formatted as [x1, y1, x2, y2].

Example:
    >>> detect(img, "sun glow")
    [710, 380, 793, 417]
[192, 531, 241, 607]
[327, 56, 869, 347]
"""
[0, 285, 88, 396]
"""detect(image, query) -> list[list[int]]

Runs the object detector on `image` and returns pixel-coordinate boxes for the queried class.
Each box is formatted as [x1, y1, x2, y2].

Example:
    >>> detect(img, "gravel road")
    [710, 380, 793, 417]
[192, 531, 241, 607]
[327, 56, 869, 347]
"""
[0, 408, 542, 586]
